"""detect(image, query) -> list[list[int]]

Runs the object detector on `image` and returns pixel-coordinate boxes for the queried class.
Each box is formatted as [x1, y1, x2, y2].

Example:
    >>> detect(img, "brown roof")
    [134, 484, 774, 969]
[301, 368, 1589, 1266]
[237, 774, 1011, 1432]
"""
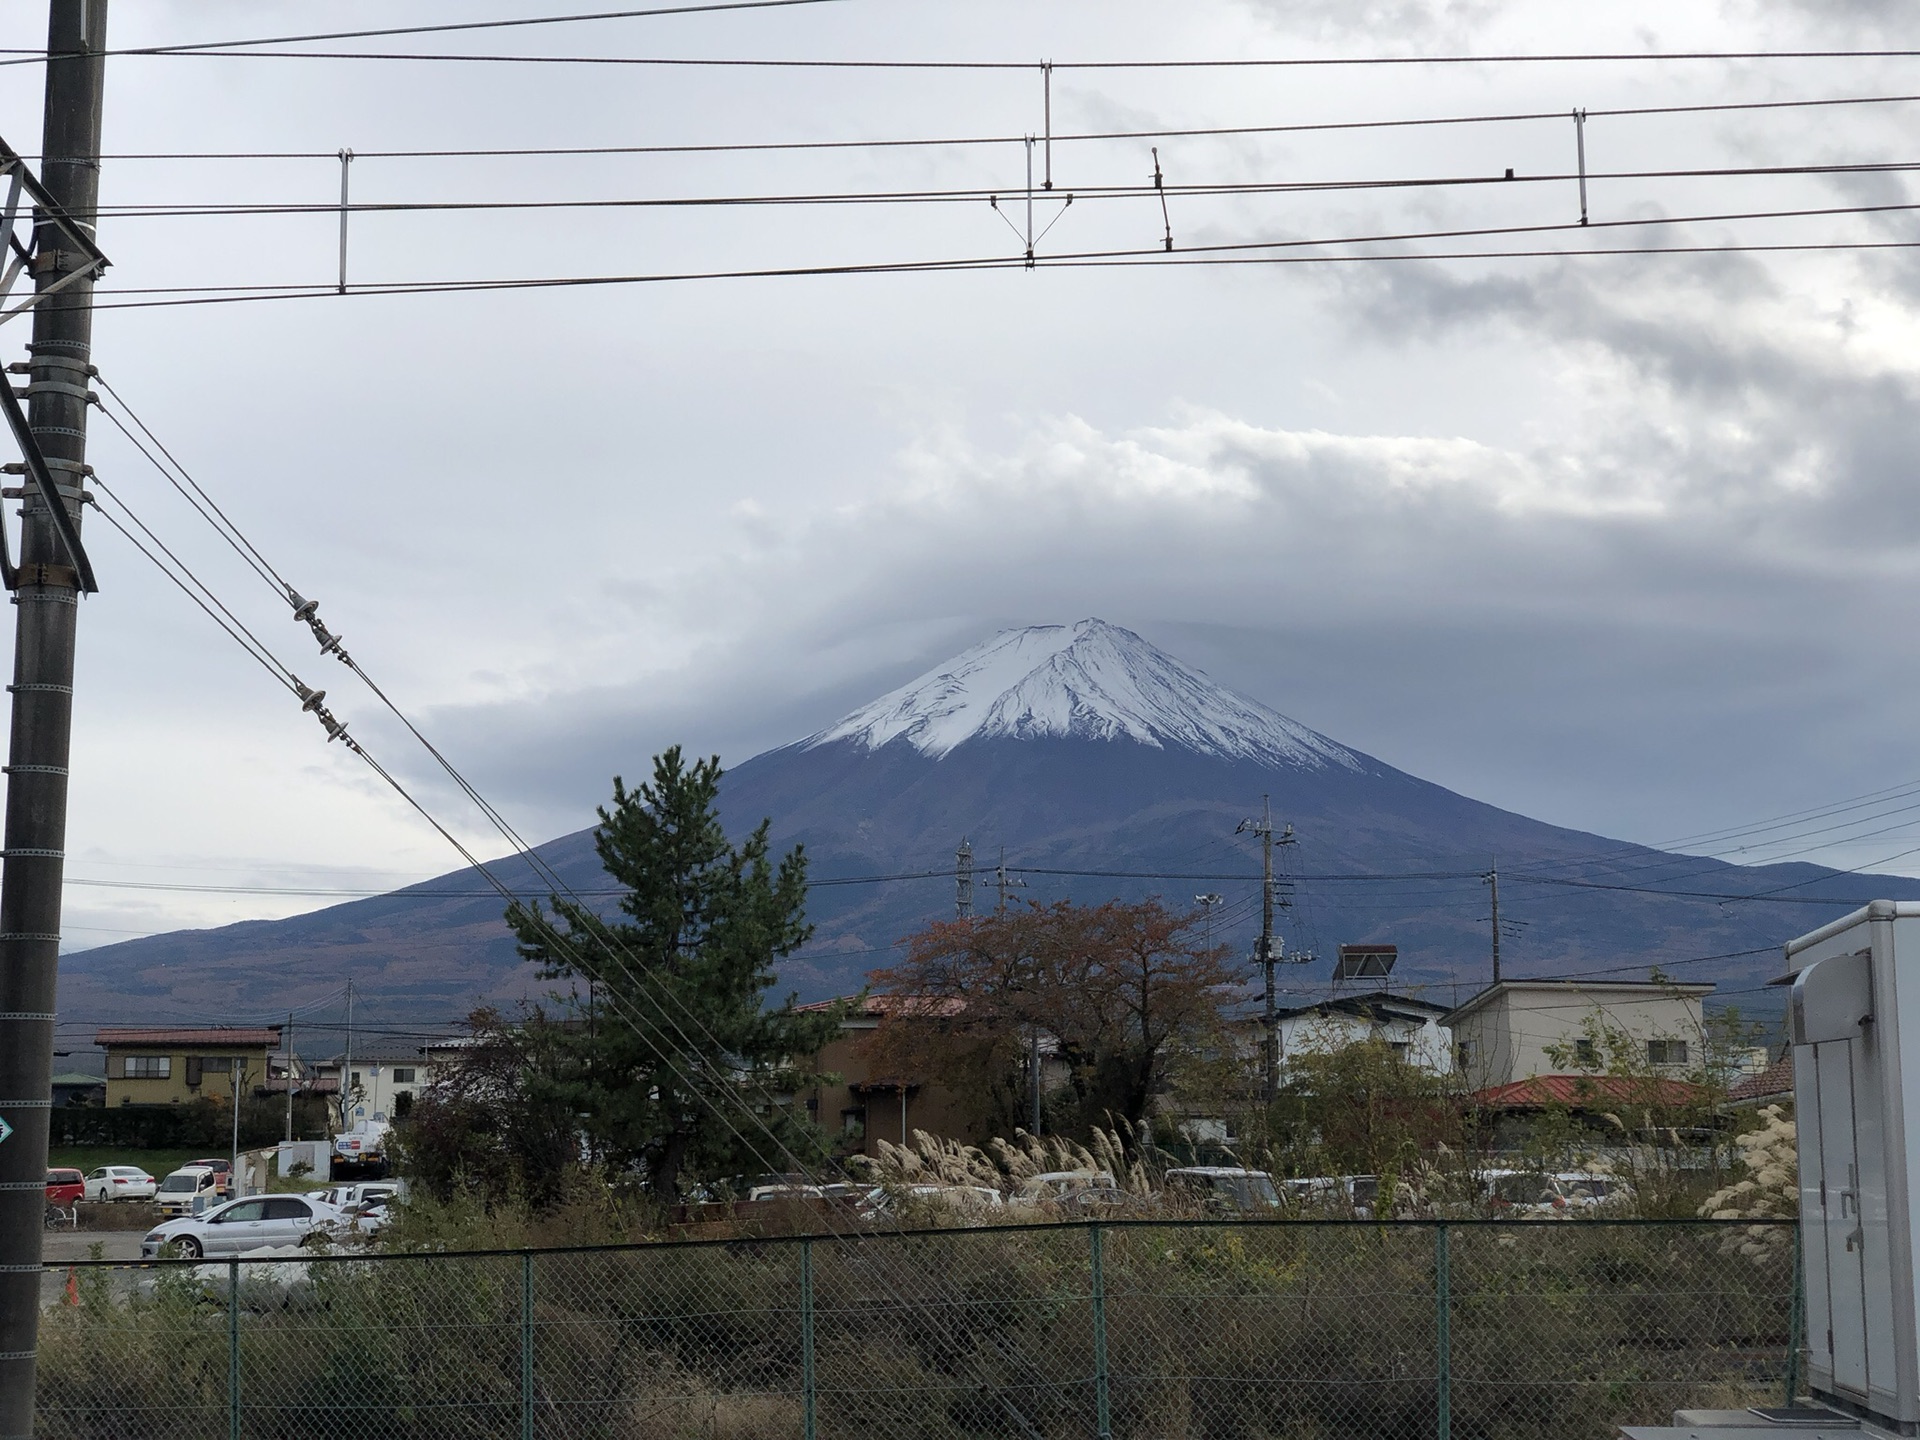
[1472, 1074, 1706, 1109]
[95, 1027, 282, 1047]
[1728, 1052, 1793, 1104]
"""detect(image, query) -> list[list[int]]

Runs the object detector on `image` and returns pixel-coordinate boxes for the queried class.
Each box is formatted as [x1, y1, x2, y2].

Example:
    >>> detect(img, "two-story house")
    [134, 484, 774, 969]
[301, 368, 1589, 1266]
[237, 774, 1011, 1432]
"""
[1442, 980, 1715, 1090]
[95, 1027, 283, 1107]
[1273, 991, 1455, 1075]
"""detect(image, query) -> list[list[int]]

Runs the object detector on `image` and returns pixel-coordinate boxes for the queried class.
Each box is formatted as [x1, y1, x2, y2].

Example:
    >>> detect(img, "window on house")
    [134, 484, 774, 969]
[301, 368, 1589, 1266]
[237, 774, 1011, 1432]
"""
[391, 1068, 416, 1084]
[124, 1056, 169, 1079]
[1647, 1039, 1689, 1066]
[1389, 1042, 1410, 1060]
[392, 1092, 414, 1119]
[1455, 1041, 1474, 1068]
[350, 1071, 362, 1089]
[1575, 1039, 1597, 1067]
[841, 1108, 866, 1137]
[201, 1057, 232, 1073]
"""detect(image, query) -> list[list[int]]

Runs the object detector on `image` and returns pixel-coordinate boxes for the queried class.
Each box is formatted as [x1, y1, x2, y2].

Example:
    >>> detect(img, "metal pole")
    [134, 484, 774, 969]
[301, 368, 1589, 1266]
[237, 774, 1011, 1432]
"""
[520, 1251, 534, 1440]
[1089, 1225, 1110, 1440]
[1435, 1224, 1451, 1440]
[340, 979, 353, 1132]
[1261, 798, 1277, 1103]
[227, 1257, 240, 1440]
[1029, 1030, 1041, 1134]
[1785, 1225, 1804, 1405]
[1488, 867, 1501, 984]
[229, 1062, 243, 1196]
[284, 1013, 294, 1143]
[0, 5, 108, 1433]
[336, 148, 352, 293]
[800, 1238, 817, 1440]
[1573, 109, 1588, 225]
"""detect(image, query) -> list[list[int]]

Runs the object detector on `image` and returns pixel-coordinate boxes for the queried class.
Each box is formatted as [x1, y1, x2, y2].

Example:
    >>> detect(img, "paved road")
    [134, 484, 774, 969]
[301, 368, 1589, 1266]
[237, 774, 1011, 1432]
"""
[40, 1229, 146, 1308]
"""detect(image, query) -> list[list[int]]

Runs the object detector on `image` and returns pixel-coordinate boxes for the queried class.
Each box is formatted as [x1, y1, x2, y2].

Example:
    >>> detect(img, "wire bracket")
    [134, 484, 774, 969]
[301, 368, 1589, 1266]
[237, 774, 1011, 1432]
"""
[287, 585, 353, 665]
[1573, 108, 1589, 226]
[1152, 148, 1173, 251]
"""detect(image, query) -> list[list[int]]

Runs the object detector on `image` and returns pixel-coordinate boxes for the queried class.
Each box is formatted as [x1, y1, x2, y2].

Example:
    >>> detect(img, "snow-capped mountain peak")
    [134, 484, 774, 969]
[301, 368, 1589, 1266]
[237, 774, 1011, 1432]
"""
[804, 619, 1363, 770]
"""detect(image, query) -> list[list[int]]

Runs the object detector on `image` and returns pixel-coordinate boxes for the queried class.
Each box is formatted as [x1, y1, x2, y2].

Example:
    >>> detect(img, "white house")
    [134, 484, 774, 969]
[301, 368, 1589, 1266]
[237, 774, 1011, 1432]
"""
[1272, 991, 1455, 1075]
[318, 1045, 435, 1126]
[1441, 979, 1714, 1089]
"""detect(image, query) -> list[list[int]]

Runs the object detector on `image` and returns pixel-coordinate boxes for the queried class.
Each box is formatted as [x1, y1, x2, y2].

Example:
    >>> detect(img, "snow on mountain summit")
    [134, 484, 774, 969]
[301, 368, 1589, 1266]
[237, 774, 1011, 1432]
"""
[805, 619, 1364, 770]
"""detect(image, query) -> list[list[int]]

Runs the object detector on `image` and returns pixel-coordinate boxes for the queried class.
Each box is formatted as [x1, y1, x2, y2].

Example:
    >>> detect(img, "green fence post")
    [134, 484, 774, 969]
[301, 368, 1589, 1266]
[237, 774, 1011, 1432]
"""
[227, 1257, 240, 1440]
[1435, 1223, 1451, 1440]
[800, 1238, 817, 1440]
[1090, 1224, 1111, 1440]
[1785, 1226, 1805, 1406]
[521, 1251, 535, 1440]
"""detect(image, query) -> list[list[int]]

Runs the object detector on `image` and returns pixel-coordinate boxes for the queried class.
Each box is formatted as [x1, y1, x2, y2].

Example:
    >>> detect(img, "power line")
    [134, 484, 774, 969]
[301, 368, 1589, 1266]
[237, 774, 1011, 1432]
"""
[35, 47, 1920, 70]
[49, 90, 1920, 164]
[76, 159, 1920, 222]
[0, 2, 850, 67]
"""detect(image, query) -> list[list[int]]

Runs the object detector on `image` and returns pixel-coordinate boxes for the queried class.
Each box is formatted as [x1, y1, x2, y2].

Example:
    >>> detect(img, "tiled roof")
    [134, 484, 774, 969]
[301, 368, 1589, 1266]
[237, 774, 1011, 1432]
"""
[95, 1027, 282, 1047]
[1728, 1052, 1793, 1104]
[1472, 1074, 1706, 1109]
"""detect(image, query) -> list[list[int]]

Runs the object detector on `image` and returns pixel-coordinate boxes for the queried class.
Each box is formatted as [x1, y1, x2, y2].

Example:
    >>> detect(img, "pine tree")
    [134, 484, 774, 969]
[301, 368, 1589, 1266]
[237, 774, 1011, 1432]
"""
[506, 747, 843, 1197]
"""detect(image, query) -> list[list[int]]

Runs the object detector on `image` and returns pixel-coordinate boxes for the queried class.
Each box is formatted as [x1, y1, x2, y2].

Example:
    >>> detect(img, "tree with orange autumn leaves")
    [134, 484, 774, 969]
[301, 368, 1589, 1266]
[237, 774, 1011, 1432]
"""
[862, 898, 1244, 1140]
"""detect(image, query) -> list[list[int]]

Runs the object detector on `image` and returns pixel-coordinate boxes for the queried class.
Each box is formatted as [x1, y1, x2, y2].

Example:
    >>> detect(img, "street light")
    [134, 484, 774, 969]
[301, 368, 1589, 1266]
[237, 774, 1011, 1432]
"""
[1195, 893, 1223, 955]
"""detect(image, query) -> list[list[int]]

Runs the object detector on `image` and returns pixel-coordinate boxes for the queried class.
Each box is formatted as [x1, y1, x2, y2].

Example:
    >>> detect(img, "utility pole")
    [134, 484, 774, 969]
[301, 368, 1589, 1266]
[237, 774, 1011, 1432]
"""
[340, 979, 354, 1130]
[1485, 865, 1501, 984]
[0, 6, 108, 1433]
[1195, 893, 1221, 955]
[283, 1012, 294, 1143]
[229, 1061, 246, 1197]
[955, 837, 973, 920]
[993, 847, 1025, 916]
[1237, 797, 1296, 1105]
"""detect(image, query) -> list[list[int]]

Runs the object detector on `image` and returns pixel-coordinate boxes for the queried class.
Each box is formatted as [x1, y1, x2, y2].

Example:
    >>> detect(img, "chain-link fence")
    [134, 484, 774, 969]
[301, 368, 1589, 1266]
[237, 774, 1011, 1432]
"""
[34, 1219, 1800, 1440]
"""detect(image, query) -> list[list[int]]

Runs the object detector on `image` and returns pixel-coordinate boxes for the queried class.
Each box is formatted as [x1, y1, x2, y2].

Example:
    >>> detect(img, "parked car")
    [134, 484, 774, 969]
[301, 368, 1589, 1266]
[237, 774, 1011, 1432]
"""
[44, 1168, 84, 1207]
[142, 1194, 341, 1259]
[862, 1184, 1006, 1220]
[1012, 1170, 1117, 1205]
[1477, 1169, 1566, 1217]
[186, 1158, 234, 1198]
[1282, 1174, 1377, 1218]
[1554, 1172, 1632, 1214]
[84, 1165, 157, 1201]
[1164, 1167, 1280, 1213]
[154, 1166, 223, 1217]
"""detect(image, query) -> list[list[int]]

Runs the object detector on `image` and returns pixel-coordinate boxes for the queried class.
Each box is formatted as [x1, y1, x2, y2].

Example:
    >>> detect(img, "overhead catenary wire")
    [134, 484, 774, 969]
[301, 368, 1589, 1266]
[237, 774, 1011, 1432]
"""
[46, 89, 1920, 164]
[0, 1, 852, 66]
[29, 47, 1920, 70]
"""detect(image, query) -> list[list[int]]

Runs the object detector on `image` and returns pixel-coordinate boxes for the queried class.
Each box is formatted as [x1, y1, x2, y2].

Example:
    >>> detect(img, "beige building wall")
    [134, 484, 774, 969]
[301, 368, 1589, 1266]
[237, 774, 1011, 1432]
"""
[100, 1041, 279, 1107]
[1446, 982, 1712, 1088]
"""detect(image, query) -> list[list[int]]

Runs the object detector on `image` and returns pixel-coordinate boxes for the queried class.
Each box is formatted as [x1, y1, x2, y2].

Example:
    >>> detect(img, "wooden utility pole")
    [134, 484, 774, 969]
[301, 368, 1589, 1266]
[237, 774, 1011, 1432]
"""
[0, 5, 108, 1432]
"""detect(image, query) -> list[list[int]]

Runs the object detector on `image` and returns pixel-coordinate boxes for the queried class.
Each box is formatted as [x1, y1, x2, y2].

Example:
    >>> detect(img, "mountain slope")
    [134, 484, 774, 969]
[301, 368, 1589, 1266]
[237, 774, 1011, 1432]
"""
[59, 619, 1920, 1025]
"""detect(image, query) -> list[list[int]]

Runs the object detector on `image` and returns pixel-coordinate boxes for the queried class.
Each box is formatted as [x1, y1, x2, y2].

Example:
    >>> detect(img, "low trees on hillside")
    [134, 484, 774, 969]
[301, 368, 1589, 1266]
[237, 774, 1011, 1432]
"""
[864, 898, 1242, 1139]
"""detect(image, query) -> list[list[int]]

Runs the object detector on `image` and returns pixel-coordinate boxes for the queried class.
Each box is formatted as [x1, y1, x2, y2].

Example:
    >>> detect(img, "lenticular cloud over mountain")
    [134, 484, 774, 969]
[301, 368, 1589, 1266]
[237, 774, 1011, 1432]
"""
[806, 618, 1362, 771]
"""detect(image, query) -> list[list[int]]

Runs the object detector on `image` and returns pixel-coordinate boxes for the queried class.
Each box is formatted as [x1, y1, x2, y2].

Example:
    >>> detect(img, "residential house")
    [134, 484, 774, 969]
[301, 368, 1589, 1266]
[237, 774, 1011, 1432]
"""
[1441, 979, 1715, 1089]
[796, 995, 978, 1158]
[312, 1044, 434, 1126]
[49, 1071, 105, 1107]
[1272, 991, 1454, 1075]
[95, 1027, 283, 1107]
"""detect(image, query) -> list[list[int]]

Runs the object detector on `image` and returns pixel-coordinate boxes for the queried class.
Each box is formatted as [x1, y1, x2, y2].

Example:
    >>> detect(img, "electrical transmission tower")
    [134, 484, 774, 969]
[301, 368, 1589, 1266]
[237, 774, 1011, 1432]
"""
[955, 837, 973, 920]
[0, 4, 111, 1432]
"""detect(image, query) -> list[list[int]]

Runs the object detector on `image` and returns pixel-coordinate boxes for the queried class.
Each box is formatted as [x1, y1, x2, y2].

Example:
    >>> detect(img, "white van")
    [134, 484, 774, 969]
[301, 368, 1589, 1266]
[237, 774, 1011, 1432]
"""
[154, 1165, 222, 1217]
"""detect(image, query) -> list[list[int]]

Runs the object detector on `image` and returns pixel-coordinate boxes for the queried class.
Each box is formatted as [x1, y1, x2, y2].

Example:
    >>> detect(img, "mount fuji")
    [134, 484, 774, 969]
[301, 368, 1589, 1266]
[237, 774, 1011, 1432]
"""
[59, 618, 1920, 1025]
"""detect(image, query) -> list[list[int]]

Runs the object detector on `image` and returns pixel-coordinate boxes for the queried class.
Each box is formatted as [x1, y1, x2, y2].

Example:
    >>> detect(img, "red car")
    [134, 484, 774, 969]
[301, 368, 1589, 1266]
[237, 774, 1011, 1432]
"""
[44, 1169, 84, 1207]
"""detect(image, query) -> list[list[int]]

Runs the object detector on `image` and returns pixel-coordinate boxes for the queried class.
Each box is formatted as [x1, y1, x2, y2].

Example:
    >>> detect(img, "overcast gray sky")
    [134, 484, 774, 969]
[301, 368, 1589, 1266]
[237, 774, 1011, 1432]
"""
[3, 0, 1918, 949]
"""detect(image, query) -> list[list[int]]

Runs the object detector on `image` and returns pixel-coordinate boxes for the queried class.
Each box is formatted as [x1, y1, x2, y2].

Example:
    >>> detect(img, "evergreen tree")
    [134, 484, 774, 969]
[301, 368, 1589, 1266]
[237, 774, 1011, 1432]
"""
[506, 747, 843, 1197]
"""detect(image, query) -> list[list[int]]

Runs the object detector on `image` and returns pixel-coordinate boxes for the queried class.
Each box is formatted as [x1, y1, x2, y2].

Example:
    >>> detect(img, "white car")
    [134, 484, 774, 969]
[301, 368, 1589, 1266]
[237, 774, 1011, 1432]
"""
[142, 1194, 340, 1259]
[85, 1165, 156, 1202]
